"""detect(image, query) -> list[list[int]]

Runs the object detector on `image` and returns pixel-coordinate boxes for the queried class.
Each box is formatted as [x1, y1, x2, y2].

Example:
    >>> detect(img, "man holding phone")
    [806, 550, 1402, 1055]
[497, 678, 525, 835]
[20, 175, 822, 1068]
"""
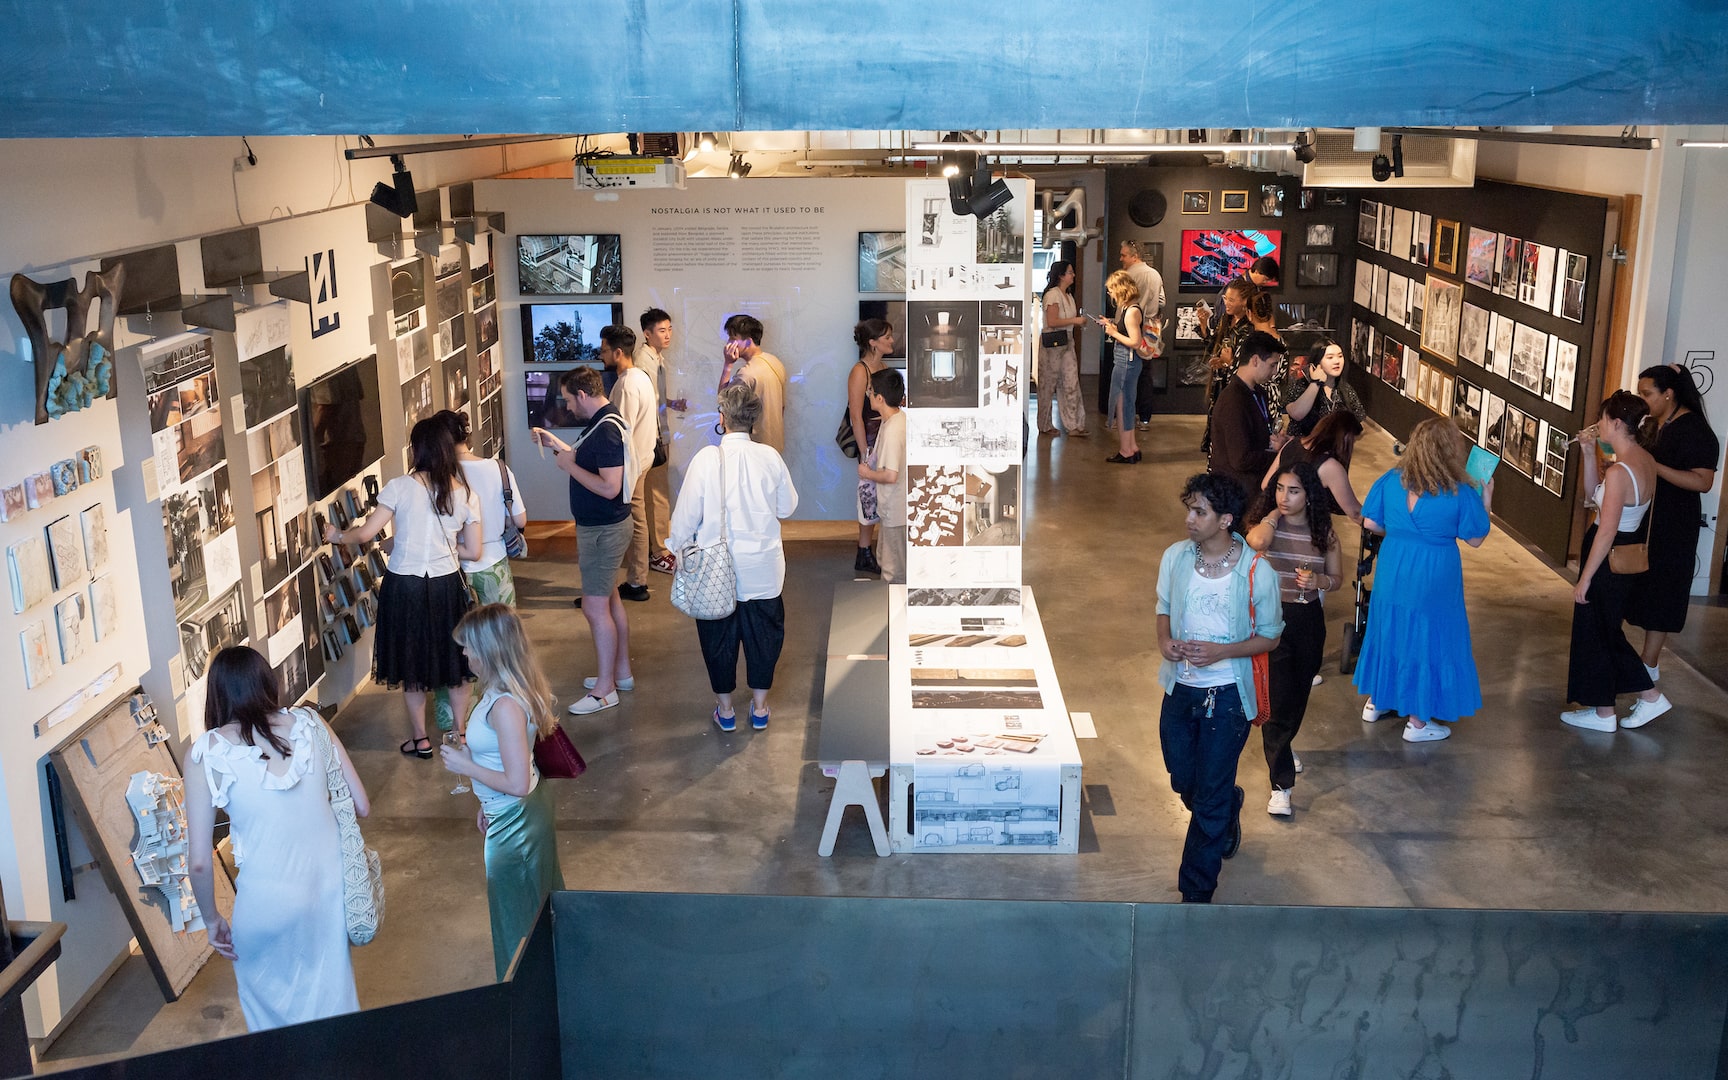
[718, 314, 786, 454]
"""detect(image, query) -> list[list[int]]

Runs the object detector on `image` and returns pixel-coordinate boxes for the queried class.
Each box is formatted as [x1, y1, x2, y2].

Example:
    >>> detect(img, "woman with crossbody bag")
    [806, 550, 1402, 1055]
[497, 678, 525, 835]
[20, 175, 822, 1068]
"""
[1038, 260, 1088, 436]
[326, 418, 481, 757]
[185, 646, 369, 1030]
[841, 317, 893, 575]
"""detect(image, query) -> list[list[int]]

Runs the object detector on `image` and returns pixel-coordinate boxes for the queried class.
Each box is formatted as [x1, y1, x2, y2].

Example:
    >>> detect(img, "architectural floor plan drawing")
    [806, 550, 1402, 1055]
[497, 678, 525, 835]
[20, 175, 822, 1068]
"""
[126, 770, 205, 934]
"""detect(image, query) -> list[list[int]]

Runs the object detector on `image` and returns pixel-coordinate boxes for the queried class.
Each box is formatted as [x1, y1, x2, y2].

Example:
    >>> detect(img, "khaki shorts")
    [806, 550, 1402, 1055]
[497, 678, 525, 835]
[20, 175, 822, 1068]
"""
[576, 518, 633, 596]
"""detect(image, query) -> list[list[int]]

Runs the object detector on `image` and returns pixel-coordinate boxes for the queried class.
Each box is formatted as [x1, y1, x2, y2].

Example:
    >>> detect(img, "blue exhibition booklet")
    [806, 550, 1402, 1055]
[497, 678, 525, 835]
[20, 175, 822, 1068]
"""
[1465, 446, 1500, 487]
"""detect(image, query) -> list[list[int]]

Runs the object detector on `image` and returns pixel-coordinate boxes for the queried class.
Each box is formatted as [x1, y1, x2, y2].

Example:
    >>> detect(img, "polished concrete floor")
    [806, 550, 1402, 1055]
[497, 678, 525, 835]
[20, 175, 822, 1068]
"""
[37, 411, 1728, 1071]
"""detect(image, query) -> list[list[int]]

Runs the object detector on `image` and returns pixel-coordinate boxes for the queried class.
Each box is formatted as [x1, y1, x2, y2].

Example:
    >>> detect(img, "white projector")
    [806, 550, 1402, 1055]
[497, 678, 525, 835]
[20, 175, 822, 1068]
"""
[573, 156, 687, 191]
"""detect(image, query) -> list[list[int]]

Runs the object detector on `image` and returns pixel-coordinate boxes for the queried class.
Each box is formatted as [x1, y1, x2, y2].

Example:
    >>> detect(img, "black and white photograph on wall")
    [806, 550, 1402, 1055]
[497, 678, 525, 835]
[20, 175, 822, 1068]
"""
[908, 465, 965, 547]
[1548, 338, 1579, 410]
[1528, 244, 1559, 310]
[1453, 377, 1484, 442]
[1366, 329, 1382, 379]
[1221, 190, 1249, 213]
[980, 300, 1022, 326]
[1540, 422, 1570, 495]
[1420, 276, 1463, 362]
[1496, 235, 1523, 298]
[975, 197, 1025, 264]
[1509, 322, 1548, 395]
[1503, 405, 1540, 478]
[435, 276, 464, 326]
[260, 572, 303, 666]
[1352, 319, 1372, 369]
[1554, 250, 1588, 322]
[1296, 253, 1338, 288]
[1353, 259, 1373, 308]
[1299, 188, 1319, 211]
[252, 461, 311, 594]
[859, 231, 907, 293]
[907, 587, 1020, 608]
[1371, 265, 1389, 316]
[1260, 185, 1284, 217]
[962, 465, 1019, 546]
[517, 234, 623, 295]
[1183, 190, 1211, 214]
[1387, 272, 1409, 327]
[474, 302, 499, 353]
[435, 244, 463, 281]
[1176, 303, 1206, 343]
[1377, 203, 1394, 253]
[445, 353, 471, 413]
[857, 300, 908, 359]
[403, 367, 435, 430]
[164, 465, 237, 620]
[1391, 208, 1413, 262]
[1305, 224, 1334, 247]
[1489, 311, 1515, 379]
[1407, 278, 1425, 335]
[1465, 228, 1498, 288]
[275, 644, 311, 708]
[524, 369, 580, 429]
[297, 566, 326, 689]
[1458, 302, 1490, 366]
[906, 302, 980, 409]
[179, 585, 245, 683]
[479, 391, 504, 460]
[1411, 212, 1432, 265]
[1480, 391, 1507, 455]
[1358, 200, 1378, 246]
[238, 345, 296, 429]
[390, 257, 425, 321]
[142, 332, 213, 396]
[1278, 304, 1340, 332]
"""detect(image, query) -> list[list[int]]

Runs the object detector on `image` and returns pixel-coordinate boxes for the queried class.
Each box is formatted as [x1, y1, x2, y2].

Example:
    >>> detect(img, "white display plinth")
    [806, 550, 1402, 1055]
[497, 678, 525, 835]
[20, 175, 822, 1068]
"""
[887, 585, 1081, 854]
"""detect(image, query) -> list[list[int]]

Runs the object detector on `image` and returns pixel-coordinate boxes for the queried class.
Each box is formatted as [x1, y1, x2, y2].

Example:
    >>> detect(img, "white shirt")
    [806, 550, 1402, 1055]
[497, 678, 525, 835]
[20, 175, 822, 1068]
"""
[378, 473, 480, 577]
[609, 366, 657, 472]
[457, 457, 526, 573]
[1126, 261, 1166, 315]
[1178, 571, 1237, 687]
[667, 434, 798, 601]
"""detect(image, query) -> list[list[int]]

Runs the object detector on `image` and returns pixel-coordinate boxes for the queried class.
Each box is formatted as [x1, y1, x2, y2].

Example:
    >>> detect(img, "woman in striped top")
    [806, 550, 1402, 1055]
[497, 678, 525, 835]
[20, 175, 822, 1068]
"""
[1245, 461, 1343, 818]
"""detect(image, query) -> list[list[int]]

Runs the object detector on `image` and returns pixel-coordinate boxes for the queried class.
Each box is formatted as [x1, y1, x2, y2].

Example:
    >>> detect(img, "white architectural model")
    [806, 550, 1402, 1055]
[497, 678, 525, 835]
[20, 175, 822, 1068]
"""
[126, 770, 205, 933]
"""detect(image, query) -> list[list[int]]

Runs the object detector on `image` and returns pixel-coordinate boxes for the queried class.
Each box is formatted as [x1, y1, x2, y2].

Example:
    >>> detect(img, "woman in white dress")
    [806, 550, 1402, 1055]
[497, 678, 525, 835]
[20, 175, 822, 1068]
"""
[185, 645, 368, 1031]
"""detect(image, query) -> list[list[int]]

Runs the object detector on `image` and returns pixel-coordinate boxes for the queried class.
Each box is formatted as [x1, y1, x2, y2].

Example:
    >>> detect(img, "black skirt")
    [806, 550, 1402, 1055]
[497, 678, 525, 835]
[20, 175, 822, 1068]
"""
[373, 569, 474, 692]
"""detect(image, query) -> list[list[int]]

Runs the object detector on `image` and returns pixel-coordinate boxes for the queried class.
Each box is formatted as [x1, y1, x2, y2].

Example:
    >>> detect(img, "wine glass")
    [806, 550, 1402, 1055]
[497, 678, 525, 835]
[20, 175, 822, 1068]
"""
[444, 732, 469, 795]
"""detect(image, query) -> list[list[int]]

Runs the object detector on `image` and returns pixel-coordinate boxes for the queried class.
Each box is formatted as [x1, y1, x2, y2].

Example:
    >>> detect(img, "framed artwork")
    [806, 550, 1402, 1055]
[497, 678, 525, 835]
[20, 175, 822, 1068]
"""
[1296, 253, 1338, 288]
[1411, 212, 1432, 266]
[1453, 377, 1484, 443]
[1305, 224, 1335, 247]
[1554, 250, 1588, 322]
[1432, 219, 1462, 274]
[1509, 322, 1548, 395]
[1458, 302, 1490, 367]
[1496, 235, 1523, 298]
[1299, 188, 1319, 211]
[1358, 201, 1379, 246]
[1391, 209, 1414, 264]
[1178, 229, 1281, 289]
[1324, 190, 1349, 207]
[1181, 191, 1210, 214]
[1174, 303, 1206, 343]
[1353, 259, 1373, 307]
[858, 231, 907, 293]
[1259, 185, 1285, 217]
[1221, 190, 1250, 213]
[1420, 276, 1464, 362]
[1465, 227, 1498, 288]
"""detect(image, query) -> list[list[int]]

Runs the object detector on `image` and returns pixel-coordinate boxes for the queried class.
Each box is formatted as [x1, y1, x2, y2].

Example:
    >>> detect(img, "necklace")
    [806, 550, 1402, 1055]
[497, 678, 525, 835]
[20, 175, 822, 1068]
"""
[1193, 536, 1240, 577]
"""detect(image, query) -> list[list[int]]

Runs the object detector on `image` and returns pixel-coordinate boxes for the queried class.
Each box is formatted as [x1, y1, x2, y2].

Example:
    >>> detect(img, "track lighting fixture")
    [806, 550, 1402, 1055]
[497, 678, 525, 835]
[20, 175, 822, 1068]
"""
[1293, 129, 1317, 164]
[368, 154, 418, 217]
[727, 151, 751, 179]
[698, 132, 717, 153]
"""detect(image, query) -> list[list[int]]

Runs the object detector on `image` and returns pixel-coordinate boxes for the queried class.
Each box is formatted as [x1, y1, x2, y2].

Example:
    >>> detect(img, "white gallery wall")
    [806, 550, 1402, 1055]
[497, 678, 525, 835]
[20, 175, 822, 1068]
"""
[474, 177, 909, 521]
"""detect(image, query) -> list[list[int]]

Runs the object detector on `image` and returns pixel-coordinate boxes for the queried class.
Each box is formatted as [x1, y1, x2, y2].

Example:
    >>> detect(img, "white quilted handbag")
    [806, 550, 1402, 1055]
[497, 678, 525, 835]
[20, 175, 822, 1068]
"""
[305, 708, 384, 946]
[670, 446, 738, 621]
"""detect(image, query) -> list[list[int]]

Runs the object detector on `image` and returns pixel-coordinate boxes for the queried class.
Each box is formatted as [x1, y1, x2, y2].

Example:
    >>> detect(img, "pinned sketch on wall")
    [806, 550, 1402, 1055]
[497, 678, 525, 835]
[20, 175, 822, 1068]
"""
[1458, 303, 1490, 367]
[236, 304, 296, 430]
[1509, 323, 1548, 395]
[1554, 250, 1587, 323]
[1453, 378, 1484, 443]
[1390, 209, 1413, 263]
[54, 591, 89, 663]
[1489, 312, 1514, 379]
[1420, 276, 1463, 362]
[1353, 260, 1373, 308]
[163, 465, 239, 620]
[1549, 338, 1578, 410]
[1540, 422, 1570, 495]
[20, 619, 53, 688]
[914, 193, 977, 260]
[390, 256, 426, 338]
[1480, 392, 1507, 455]
[434, 243, 463, 283]
[1386, 272, 1409, 328]
[89, 575, 118, 642]
[1175, 303, 1205, 343]
[1465, 228, 1497, 288]
[8, 534, 53, 613]
[46, 513, 85, 589]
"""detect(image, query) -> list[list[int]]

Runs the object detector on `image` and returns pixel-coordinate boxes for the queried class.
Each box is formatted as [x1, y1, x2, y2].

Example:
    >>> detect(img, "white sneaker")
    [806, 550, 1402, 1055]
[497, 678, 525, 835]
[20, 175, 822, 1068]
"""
[584, 675, 636, 691]
[1311, 674, 1323, 687]
[1402, 720, 1451, 742]
[1621, 693, 1672, 729]
[1560, 707, 1616, 732]
[1267, 788, 1292, 816]
[567, 691, 620, 716]
[1292, 752, 1303, 774]
[1362, 701, 1390, 722]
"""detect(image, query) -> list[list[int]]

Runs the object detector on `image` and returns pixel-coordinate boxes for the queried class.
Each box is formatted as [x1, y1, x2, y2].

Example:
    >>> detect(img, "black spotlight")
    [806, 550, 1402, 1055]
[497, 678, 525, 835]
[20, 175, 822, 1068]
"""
[966, 156, 1013, 218]
[1293, 129, 1317, 164]
[369, 155, 418, 217]
[947, 151, 978, 214]
[1390, 133, 1405, 177]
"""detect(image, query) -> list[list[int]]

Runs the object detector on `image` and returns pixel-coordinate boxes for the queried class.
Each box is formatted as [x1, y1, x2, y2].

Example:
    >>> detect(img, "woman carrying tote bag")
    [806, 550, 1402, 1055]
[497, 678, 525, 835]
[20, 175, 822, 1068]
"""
[667, 383, 799, 732]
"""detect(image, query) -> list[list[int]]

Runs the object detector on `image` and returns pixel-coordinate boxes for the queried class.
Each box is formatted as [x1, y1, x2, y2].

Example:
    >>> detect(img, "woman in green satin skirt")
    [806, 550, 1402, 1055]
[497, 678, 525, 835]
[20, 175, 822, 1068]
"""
[439, 604, 566, 980]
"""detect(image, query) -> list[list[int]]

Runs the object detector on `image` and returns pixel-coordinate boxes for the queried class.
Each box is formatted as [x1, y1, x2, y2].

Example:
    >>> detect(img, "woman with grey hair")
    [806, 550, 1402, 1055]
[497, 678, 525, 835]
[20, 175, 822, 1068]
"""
[668, 383, 799, 732]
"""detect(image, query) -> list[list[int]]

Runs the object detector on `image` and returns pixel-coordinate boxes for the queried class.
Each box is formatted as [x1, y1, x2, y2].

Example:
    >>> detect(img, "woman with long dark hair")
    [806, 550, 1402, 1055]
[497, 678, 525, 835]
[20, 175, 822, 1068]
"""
[847, 317, 893, 576]
[1246, 462, 1342, 816]
[326, 418, 481, 756]
[185, 646, 367, 1030]
[1037, 260, 1088, 436]
[1283, 339, 1366, 438]
[1263, 409, 1364, 523]
[1563, 391, 1665, 731]
[1627, 364, 1720, 692]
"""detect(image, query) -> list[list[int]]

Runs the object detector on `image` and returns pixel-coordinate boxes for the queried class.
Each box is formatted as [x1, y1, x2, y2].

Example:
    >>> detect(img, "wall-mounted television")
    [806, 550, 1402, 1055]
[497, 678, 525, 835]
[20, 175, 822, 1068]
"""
[516, 234, 622, 295]
[1179, 229, 1282, 290]
[520, 302, 625, 365]
[301, 355, 385, 501]
[524, 369, 582, 430]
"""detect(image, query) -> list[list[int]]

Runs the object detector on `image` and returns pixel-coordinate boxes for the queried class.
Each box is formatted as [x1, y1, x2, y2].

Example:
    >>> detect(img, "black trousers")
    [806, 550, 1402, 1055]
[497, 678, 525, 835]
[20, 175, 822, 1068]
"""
[695, 596, 786, 694]
[1262, 600, 1326, 791]
[1566, 525, 1654, 707]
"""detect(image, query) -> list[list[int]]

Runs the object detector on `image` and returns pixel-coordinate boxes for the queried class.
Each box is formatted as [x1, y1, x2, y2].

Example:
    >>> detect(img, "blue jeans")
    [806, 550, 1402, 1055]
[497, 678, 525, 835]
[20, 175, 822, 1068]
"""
[1159, 681, 1252, 900]
[1108, 354, 1142, 427]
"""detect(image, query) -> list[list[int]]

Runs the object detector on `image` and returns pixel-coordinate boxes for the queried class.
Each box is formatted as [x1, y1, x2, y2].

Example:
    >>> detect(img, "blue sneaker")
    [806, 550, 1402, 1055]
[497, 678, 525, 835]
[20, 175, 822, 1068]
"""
[749, 707, 769, 731]
[713, 707, 737, 733]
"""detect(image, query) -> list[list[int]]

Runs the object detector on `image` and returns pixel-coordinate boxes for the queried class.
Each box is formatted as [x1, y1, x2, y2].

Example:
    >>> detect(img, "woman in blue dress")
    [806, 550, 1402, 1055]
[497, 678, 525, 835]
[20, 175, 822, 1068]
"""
[1354, 418, 1495, 743]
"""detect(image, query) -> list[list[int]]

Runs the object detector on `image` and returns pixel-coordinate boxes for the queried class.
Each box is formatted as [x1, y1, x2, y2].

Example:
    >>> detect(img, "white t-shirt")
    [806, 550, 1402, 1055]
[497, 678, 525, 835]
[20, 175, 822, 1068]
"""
[609, 366, 658, 473]
[378, 473, 480, 577]
[458, 457, 526, 573]
[1178, 571, 1237, 687]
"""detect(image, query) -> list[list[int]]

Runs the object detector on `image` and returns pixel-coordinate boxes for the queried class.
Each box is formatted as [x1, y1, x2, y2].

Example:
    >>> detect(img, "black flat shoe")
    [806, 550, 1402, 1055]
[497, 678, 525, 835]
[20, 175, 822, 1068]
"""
[1132, 451, 1143, 463]
[1222, 785, 1245, 858]
[1106, 453, 1137, 464]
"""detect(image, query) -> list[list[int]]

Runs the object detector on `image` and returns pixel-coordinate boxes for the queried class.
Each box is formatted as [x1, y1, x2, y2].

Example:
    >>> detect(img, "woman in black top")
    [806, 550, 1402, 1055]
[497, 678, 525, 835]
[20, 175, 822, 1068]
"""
[847, 318, 893, 575]
[1627, 364, 1720, 684]
[1284, 340, 1367, 438]
[1262, 410, 1364, 524]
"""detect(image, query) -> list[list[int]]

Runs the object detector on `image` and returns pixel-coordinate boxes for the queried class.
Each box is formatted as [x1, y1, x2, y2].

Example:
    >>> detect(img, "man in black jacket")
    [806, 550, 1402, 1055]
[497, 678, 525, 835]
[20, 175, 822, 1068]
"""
[1207, 331, 1290, 501]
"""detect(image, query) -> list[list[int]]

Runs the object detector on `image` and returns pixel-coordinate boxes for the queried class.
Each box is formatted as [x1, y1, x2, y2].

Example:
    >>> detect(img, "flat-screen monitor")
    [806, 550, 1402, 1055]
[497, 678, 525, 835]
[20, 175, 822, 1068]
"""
[1179, 229, 1282, 290]
[520, 302, 624, 365]
[516, 234, 622, 295]
[524, 369, 583, 430]
[301, 355, 385, 500]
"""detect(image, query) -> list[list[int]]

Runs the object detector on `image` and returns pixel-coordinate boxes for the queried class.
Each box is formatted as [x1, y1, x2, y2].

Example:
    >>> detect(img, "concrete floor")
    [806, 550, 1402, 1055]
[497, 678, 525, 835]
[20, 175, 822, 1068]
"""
[37, 411, 1728, 1071]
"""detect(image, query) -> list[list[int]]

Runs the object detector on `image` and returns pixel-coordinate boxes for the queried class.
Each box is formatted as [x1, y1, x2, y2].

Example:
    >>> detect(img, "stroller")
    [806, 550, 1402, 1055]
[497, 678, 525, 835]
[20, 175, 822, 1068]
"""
[1338, 527, 1382, 676]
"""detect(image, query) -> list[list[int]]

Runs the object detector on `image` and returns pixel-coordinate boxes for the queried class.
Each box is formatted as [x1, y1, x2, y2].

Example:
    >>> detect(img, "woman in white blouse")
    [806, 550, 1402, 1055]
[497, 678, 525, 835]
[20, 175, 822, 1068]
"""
[326, 419, 481, 757]
[668, 383, 799, 732]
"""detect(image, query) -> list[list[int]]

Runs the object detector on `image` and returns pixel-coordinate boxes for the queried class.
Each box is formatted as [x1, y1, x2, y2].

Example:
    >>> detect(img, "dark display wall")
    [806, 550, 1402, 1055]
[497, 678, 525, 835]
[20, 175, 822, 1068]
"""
[1105, 165, 1357, 414]
[1347, 179, 1612, 564]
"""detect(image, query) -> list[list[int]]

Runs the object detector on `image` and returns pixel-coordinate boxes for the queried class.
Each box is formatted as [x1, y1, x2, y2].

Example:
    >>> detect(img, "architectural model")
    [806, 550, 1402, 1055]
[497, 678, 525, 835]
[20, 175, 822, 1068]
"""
[125, 770, 205, 933]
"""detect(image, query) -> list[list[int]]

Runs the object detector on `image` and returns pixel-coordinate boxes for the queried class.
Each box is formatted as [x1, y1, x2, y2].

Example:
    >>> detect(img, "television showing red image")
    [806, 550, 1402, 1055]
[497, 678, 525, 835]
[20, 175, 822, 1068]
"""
[1179, 229, 1282, 289]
